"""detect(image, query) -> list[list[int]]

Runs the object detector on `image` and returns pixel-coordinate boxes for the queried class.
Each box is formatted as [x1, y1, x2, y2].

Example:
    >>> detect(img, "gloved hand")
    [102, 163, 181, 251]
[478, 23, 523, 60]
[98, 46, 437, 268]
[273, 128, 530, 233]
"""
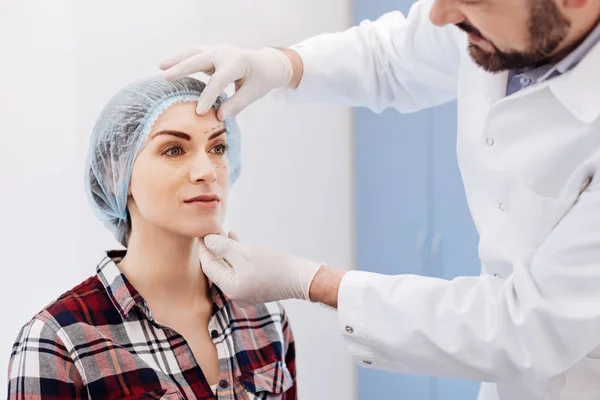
[199, 234, 323, 307]
[159, 45, 294, 120]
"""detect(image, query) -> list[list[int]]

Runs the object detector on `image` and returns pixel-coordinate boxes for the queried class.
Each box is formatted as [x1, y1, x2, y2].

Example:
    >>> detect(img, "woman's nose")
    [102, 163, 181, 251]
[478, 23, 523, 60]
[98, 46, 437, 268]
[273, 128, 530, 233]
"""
[189, 153, 217, 183]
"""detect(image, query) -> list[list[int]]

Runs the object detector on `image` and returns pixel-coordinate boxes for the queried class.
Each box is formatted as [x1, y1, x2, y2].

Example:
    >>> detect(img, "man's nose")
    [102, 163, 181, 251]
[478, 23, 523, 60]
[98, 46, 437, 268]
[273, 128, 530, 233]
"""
[429, 0, 465, 27]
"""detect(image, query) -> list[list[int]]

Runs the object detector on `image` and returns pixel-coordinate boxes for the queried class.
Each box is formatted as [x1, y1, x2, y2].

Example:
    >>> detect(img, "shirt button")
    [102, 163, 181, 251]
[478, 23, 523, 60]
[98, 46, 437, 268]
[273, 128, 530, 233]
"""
[219, 380, 229, 389]
[520, 76, 531, 86]
[345, 326, 354, 334]
[486, 137, 495, 146]
[211, 330, 219, 339]
[363, 360, 373, 365]
[499, 202, 505, 211]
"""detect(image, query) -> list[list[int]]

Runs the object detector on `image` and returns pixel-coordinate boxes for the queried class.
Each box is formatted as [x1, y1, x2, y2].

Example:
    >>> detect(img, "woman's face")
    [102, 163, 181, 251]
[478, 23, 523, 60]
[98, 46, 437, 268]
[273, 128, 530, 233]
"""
[127, 102, 230, 240]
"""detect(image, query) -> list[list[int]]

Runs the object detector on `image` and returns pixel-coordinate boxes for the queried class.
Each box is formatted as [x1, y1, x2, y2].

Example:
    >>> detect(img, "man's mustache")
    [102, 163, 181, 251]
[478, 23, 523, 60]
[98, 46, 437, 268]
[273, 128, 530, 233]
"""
[456, 22, 483, 38]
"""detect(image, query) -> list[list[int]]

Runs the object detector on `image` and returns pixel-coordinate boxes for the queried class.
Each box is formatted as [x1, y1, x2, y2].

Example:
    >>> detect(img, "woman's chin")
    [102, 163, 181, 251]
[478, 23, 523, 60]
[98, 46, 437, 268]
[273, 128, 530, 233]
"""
[169, 217, 223, 239]
[189, 225, 222, 239]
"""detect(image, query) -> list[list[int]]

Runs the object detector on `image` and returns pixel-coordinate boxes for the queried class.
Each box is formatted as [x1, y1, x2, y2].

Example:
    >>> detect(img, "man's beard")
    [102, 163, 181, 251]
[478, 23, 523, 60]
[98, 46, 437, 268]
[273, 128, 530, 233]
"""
[457, 0, 571, 73]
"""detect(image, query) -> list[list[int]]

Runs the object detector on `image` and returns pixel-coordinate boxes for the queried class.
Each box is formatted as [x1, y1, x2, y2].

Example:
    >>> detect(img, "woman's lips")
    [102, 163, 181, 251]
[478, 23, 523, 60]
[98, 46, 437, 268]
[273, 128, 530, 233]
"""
[184, 194, 220, 208]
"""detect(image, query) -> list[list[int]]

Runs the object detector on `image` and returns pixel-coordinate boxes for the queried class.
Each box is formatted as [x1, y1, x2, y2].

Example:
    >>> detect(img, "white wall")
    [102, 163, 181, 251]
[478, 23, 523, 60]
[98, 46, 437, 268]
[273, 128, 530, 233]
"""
[0, 1, 355, 399]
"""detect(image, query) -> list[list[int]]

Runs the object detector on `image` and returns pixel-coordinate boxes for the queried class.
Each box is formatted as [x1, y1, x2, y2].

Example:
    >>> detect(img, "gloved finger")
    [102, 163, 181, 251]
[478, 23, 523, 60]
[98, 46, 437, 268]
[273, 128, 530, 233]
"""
[227, 231, 239, 241]
[197, 66, 243, 115]
[162, 52, 215, 82]
[216, 80, 257, 121]
[204, 234, 245, 257]
[198, 242, 220, 263]
[200, 252, 235, 287]
[158, 46, 204, 70]
[234, 77, 246, 92]
[199, 238, 228, 265]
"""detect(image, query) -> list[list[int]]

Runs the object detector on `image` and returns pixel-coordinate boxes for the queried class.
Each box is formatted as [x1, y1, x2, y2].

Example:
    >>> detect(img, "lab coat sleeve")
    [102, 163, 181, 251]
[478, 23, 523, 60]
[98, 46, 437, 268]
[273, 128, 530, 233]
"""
[338, 179, 600, 382]
[276, 0, 464, 113]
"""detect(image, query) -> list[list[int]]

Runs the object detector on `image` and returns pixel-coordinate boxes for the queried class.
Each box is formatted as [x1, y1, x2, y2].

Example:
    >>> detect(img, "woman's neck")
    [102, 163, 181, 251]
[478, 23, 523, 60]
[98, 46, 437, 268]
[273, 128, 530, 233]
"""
[117, 226, 212, 314]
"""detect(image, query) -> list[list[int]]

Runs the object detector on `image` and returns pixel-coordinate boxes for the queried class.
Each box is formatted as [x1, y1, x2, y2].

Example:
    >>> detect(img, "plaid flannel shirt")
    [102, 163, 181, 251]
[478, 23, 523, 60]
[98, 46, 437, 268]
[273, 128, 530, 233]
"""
[7, 251, 296, 399]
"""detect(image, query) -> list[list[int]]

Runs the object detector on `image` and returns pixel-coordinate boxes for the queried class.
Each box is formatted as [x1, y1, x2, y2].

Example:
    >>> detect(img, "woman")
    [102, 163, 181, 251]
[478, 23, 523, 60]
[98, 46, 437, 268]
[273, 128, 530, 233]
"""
[7, 77, 296, 399]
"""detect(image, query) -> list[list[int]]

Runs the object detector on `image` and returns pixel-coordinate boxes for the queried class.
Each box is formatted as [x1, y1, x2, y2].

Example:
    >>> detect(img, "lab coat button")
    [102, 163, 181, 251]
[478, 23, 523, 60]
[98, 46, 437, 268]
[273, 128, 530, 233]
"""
[486, 137, 495, 146]
[499, 202, 505, 211]
[345, 326, 354, 334]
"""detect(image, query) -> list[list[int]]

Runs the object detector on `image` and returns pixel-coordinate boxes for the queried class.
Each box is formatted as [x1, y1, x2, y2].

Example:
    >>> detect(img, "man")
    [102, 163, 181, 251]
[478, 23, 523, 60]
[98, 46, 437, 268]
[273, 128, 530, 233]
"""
[159, 0, 600, 399]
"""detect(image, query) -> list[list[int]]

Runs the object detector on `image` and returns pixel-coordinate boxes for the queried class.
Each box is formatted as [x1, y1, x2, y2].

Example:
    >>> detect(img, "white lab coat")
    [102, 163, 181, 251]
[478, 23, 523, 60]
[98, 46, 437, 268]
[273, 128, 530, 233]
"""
[279, 0, 600, 399]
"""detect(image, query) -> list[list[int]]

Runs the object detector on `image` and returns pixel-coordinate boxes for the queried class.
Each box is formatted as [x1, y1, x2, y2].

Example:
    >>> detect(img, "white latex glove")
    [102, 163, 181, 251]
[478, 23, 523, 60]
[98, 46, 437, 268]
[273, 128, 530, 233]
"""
[159, 45, 293, 120]
[199, 234, 323, 307]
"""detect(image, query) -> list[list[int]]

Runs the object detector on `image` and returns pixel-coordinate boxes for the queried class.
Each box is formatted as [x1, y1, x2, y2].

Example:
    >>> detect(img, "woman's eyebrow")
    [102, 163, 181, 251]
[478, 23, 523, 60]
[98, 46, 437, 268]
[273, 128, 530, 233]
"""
[151, 130, 191, 141]
[207, 127, 226, 141]
[151, 127, 225, 141]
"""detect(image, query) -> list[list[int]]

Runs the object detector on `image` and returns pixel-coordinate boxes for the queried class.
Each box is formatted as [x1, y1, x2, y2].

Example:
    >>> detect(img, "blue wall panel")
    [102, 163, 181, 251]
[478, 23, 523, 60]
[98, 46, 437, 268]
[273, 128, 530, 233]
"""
[353, 1, 481, 399]
[355, 105, 435, 400]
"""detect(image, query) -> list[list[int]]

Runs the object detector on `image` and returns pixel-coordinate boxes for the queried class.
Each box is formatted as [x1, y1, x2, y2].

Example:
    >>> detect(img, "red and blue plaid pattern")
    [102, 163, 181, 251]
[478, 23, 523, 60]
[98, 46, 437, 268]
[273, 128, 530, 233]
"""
[8, 251, 296, 399]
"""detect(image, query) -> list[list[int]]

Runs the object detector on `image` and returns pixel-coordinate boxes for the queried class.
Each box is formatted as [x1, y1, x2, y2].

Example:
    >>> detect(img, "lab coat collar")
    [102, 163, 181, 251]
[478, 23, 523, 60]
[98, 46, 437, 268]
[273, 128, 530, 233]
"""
[484, 70, 510, 107]
[549, 40, 600, 124]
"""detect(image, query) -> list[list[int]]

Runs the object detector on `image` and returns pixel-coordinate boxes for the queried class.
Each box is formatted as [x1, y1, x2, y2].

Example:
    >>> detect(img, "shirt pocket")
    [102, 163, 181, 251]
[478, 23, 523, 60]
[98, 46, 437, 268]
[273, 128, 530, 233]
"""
[238, 361, 294, 396]
[119, 389, 182, 399]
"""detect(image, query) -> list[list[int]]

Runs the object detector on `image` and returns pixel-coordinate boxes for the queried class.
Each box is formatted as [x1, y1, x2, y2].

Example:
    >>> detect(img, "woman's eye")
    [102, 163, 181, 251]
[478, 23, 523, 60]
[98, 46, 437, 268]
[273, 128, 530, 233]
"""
[210, 144, 228, 155]
[165, 146, 184, 157]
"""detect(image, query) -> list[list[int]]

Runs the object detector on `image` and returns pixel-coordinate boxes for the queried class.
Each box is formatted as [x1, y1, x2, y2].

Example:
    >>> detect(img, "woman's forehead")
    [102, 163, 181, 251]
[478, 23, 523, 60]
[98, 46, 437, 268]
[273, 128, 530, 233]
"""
[150, 101, 223, 138]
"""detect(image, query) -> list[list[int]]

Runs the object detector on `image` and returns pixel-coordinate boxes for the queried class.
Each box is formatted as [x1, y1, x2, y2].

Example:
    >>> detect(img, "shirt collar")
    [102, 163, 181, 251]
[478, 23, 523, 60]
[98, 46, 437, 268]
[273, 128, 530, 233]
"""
[549, 21, 600, 78]
[507, 22, 600, 85]
[96, 250, 231, 321]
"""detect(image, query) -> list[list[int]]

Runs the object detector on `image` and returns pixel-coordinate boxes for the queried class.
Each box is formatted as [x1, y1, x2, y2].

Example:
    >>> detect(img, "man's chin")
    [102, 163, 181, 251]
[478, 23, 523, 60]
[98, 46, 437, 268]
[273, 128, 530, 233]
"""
[468, 42, 558, 74]
[468, 44, 509, 73]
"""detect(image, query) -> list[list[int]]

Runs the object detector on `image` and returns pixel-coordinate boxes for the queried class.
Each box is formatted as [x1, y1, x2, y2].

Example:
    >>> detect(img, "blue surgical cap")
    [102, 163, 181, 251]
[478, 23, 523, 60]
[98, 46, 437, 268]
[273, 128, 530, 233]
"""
[84, 76, 241, 247]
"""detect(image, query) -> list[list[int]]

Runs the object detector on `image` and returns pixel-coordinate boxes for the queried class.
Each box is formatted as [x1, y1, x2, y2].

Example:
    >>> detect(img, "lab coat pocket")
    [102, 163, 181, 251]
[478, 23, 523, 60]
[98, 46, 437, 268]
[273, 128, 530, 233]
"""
[238, 361, 294, 396]
[506, 178, 577, 250]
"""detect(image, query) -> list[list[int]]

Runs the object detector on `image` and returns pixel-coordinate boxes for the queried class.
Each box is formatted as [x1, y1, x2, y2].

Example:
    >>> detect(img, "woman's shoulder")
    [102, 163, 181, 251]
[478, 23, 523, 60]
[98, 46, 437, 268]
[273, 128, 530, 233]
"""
[9, 274, 117, 371]
[19, 274, 109, 334]
[7, 279, 100, 397]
